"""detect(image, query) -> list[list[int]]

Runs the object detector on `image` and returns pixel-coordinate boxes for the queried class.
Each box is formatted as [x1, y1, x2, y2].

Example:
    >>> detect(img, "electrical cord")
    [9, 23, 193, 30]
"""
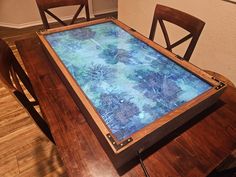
[137, 150, 151, 177]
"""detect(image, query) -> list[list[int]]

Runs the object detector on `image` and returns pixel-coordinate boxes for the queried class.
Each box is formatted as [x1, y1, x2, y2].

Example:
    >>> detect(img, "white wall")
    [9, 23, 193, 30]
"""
[0, 0, 117, 28]
[93, 0, 117, 14]
[118, 0, 236, 85]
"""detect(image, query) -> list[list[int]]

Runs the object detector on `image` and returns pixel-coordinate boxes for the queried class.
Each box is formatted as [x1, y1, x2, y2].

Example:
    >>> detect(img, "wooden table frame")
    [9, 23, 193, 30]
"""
[16, 20, 236, 176]
[36, 18, 226, 169]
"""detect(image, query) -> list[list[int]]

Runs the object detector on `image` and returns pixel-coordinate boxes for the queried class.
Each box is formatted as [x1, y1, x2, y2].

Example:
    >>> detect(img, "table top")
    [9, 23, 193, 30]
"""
[16, 37, 236, 177]
[41, 21, 212, 142]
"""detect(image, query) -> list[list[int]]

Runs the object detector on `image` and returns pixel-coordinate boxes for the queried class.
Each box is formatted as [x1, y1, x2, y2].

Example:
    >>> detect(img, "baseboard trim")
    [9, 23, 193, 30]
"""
[94, 8, 118, 16]
[0, 8, 117, 29]
[0, 15, 74, 29]
[0, 21, 42, 29]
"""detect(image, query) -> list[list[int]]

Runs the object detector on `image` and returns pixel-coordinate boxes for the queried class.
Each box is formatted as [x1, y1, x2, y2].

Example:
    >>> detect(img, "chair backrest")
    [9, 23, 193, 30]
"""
[0, 38, 55, 144]
[149, 4, 205, 61]
[36, 0, 90, 29]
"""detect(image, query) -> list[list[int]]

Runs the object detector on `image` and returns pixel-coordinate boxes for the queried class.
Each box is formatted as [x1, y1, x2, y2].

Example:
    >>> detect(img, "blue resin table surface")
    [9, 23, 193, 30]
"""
[45, 22, 212, 141]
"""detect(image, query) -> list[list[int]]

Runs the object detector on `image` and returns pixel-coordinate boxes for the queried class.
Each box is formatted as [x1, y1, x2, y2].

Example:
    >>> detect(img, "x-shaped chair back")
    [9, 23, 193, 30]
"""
[36, 0, 90, 29]
[149, 4, 205, 61]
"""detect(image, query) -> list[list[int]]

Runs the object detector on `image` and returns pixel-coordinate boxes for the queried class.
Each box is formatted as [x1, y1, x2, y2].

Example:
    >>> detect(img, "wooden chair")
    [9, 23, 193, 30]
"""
[149, 4, 205, 61]
[149, 4, 235, 88]
[0, 38, 55, 144]
[36, 0, 90, 29]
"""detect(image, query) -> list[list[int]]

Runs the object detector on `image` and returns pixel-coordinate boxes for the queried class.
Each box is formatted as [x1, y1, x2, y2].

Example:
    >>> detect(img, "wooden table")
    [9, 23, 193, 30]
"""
[16, 37, 236, 177]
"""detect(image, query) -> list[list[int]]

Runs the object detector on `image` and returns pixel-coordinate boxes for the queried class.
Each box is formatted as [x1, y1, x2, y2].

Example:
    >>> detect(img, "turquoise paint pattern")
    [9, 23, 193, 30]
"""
[45, 22, 212, 141]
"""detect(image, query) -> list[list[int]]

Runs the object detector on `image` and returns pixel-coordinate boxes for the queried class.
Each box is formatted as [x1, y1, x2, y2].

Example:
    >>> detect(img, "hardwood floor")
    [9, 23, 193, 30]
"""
[0, 84, 67, 176]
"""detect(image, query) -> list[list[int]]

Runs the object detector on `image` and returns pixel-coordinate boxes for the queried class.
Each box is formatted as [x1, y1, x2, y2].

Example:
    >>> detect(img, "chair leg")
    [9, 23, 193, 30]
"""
[14, 91, 55, 144]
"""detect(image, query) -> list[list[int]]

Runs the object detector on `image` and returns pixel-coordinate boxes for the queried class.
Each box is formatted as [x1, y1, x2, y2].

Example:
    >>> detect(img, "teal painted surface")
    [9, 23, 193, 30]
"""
[45, 22, 212, 141]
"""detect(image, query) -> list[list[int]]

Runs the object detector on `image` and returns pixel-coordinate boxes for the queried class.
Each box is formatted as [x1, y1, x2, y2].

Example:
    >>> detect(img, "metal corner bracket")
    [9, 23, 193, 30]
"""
[38, 29, 48, 34]
[212, 77, 226, 90]
[106, 133, 133, 151]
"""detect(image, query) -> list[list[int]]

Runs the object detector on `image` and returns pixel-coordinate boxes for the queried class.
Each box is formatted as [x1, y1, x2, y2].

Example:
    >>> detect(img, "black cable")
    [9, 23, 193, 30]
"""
[137, 150, 151, 177]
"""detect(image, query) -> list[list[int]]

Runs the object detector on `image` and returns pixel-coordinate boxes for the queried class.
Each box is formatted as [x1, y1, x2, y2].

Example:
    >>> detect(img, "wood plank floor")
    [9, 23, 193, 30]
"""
[0, 13, 117, 177]
[0, 34, 67, 177]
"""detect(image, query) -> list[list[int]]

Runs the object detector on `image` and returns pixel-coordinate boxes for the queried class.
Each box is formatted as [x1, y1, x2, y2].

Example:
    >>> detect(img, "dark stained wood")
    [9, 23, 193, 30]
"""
[0, 38, 55, 144]
[35, 0, 90, 29]
[16, 37, 236, 177]
[149, 4, 205, 61]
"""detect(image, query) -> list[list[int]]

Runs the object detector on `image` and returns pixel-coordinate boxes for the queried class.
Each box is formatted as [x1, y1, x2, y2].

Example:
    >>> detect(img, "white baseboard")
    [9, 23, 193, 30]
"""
[94, 8, 117, 16]
[0, 8, 117, 29]
[0, 15, 76, 29]
[0, 21, 42, 29]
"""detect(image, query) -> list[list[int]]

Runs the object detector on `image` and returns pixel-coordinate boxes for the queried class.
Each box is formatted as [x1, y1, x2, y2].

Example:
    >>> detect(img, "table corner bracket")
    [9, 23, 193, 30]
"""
[106, 133, 133, 151]
[212, 77, 226, 90]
